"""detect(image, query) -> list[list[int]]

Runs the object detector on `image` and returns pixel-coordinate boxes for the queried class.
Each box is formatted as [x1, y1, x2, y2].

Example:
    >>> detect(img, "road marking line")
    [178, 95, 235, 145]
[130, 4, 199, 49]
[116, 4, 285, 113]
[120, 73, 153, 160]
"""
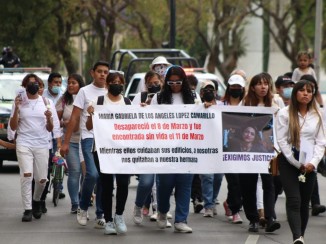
[245, 235, 259, 244]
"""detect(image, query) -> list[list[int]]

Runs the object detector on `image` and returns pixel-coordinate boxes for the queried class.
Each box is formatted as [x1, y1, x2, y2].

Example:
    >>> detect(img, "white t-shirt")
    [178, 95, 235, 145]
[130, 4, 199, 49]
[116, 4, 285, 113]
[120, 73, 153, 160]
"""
[56, 95, 80, 144]
[73, 83, 107, 139]
[103, 94, 127, 105]
[10, 96, 57, 148]
[43, 88, 63, 106]
[151, 93, 184, 105]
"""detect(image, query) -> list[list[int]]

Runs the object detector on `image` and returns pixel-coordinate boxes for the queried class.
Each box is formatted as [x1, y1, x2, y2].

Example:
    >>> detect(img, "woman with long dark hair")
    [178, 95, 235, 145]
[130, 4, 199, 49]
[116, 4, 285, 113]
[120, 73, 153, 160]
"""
[276, 80, 325, 244]
[151, 65, 195, 233]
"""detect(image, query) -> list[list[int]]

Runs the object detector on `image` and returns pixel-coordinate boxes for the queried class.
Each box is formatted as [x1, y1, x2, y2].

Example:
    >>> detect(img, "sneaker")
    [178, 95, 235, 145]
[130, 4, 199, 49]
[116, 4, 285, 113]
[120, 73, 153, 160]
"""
[41, 200, 47, 214]
[223, 201, 232, 218]
[59, 192, 66, 199]
[142, 207, 149, 216]
[133, 205, 143, 224]
[174, 222, 192, 233]
[193, 199, 204, 213]
[166, 220, 172, 228]
[311, 204, 326, 216]
[157, 212, 167, 229]
[94, 217, 106, 229]
[265, 219, 281, 233]
[293, 236, 304, 244]
[22, 210, 32, 222]
[232, 213, 243, 224]
[71, 205, 78, 214]
[203, 208, 214, 217]
[104, 221, 117, 235]
[77, 208, 88, 226]
[114, 214, 127, 234]
[32, 200, 42, 219]
[248, 222, 259, 232]
[213, 205, 217, 215]
[167, 212, 173, 219]
[150, 212, 158, 221]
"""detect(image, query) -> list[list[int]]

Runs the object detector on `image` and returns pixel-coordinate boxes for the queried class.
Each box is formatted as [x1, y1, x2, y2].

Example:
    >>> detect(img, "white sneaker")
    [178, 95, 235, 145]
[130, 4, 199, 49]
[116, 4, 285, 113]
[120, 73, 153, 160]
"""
[174, 222, 192, 233]
[166, 220, 172, 228]
[150, 212, 158, 221]
[114, 214, 127, 234]
[293, 236, 304, 244]
[94, 217, 106, 229]
[157, 212, 167, 229]
[77, 209, 88, 226]
[167, 212, 173, 219]
[104, 221, 117, 235]
[133, 205, 143, 224]
[203, 208, 214, 217]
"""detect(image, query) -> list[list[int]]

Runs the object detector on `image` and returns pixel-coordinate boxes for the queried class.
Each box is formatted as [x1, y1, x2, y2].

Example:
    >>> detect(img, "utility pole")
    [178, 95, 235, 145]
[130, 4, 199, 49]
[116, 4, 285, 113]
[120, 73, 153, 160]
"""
[169, 0, 176, 48]
[314, 0, 323, 82]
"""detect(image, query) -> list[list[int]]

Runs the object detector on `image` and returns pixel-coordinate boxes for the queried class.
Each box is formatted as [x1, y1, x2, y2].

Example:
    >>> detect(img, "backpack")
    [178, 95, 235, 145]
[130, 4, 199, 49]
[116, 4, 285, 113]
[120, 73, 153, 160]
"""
[96, 95, 131, 105]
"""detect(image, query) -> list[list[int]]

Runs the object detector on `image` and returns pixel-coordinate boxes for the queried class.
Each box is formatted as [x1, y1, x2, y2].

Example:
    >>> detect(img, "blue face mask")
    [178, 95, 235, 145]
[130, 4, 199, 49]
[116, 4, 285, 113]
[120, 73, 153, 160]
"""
[51, 86, 61, 94]
[282, 87, 293, 99]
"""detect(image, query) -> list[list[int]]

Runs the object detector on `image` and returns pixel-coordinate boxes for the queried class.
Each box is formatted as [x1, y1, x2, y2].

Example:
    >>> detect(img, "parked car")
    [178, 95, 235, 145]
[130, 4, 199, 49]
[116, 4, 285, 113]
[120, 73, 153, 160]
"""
[0, 68, 67, 169]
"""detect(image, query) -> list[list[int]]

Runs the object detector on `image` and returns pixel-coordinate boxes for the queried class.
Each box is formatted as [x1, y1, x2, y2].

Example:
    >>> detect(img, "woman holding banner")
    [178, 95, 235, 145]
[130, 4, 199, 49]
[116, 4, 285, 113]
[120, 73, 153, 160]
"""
[239, 72, 282, 233]
[86, 72, 132, 235]
[276, 80, 326, 244]
[151, 65, 195, 233]
[219, 74, 246, 224]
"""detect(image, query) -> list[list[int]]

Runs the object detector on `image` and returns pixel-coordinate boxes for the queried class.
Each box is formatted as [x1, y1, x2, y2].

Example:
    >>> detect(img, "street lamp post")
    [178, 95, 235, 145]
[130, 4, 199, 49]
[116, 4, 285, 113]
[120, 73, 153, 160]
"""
[169, 0, 176, 48]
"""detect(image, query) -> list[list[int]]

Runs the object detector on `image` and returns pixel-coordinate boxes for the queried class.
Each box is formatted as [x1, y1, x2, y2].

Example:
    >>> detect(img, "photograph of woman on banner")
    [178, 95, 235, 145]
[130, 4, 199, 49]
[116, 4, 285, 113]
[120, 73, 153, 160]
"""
[276, 80, 326, 244]
[86, 71, 132, 235]
[229, 125, 267, 153]
[151, 65, 196, 233]
[239, 72, 283, 234]
[222, 112, 273, 153]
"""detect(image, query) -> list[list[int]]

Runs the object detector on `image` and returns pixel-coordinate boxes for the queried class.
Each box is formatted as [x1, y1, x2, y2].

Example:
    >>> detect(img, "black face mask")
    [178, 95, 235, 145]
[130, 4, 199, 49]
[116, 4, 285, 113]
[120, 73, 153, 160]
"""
[109, 84, 123, 96]
[202, 91, 215, 102]
[147, 85, 161, 94]
[26, 82, 39, 95]
[229, 89, 243, 98]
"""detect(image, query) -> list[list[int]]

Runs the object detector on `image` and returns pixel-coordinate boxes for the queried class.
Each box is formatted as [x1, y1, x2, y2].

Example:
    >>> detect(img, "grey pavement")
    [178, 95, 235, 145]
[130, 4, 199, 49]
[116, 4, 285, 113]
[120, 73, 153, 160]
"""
[0, 161, 326, 244]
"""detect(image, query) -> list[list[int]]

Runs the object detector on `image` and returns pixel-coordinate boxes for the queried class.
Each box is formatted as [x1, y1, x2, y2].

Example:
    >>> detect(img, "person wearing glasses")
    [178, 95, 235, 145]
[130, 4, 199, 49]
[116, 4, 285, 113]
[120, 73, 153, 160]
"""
[151, 65, 196, 233]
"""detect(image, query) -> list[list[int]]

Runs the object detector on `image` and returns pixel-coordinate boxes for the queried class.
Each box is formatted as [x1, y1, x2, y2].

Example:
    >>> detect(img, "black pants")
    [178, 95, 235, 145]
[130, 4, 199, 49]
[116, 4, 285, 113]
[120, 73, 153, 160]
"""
[279, 154, 316, 240]
[239, 173, 276, 223]
[191, 174, 202, 202]
[93, 152, 129, 222]
[225, 173, 242, 214]
[310, 176, 321, 206]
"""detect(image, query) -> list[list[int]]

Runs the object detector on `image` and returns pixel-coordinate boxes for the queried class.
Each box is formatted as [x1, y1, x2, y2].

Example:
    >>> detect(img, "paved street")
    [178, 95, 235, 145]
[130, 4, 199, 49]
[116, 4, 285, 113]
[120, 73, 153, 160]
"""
[0, 161, 326, 244]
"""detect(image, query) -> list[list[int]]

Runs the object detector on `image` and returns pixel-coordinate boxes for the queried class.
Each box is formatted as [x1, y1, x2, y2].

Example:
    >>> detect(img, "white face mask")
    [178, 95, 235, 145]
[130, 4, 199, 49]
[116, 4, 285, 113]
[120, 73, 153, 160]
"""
[154, 64, 168, 76]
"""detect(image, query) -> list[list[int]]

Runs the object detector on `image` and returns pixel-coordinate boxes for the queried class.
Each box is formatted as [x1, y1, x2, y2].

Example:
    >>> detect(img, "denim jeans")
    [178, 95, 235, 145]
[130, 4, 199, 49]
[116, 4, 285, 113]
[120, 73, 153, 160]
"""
[157, 174, 193, 223]
[135, 174, 155, 208]
[80, 138, 103, 218]
[200, 174, 224, 209]
[66, 142, 81, 208]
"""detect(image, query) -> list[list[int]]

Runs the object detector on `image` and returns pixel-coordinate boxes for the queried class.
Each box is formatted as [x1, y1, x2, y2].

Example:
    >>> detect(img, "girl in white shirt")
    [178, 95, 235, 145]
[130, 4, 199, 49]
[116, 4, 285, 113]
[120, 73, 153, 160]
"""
[10, 74, 56, 222]
[276, 80, 326, 244]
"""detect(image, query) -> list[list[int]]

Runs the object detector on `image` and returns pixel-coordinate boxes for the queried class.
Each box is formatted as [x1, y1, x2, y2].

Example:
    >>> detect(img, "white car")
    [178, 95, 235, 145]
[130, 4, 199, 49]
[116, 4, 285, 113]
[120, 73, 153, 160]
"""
[124, 71, 226, 101]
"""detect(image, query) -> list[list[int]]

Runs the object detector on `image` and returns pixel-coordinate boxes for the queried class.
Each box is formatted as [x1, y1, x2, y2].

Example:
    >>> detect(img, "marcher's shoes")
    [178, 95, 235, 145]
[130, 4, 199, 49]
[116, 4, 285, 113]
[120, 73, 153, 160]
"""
[41, 200, 47, 213]
[193, 199, 204, 213]
[248, 222, 259, 232]
[22, 210, 32, 222]
[265, 219, 281, 232]
[59, 192, 66, 199]
[293, 236, 304, 244]
[32, 200, 42, 219]
[311, 204, 326, 216]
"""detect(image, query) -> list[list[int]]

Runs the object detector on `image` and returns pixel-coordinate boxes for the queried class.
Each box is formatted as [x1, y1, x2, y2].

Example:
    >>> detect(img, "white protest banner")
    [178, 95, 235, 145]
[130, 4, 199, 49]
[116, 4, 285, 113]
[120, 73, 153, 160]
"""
[93, 104, 278, 174]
